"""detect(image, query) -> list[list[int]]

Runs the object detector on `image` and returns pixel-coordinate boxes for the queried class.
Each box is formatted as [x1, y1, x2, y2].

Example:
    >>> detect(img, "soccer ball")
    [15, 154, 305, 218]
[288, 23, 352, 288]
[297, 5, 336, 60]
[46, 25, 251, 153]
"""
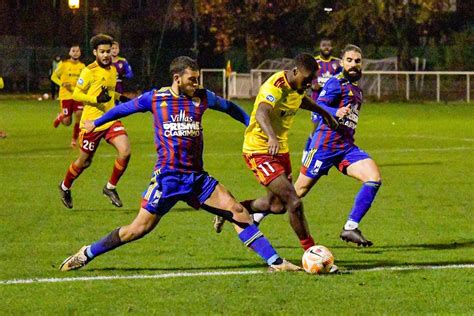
[302, 245, 335, 274]
[42, 93, 49, 100]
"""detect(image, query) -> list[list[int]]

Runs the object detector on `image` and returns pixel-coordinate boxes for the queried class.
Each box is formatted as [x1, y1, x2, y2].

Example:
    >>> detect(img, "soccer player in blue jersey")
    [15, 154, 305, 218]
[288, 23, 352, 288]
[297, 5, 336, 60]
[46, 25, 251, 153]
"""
[59, 56, 301, 272]
[303, 38, 343, 157]
[310, 38, 342, 102]
[111, 41, 133, 94]
[295, 44, 382, 246]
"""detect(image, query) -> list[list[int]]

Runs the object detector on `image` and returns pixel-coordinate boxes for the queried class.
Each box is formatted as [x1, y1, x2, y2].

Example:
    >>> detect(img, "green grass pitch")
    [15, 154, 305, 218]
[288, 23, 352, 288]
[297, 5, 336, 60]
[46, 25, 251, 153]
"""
[0, 98, 473, 314]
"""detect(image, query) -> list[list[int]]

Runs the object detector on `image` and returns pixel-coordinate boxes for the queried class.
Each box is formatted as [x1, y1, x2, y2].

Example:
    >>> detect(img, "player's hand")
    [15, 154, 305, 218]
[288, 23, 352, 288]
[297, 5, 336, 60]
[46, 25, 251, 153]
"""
[83, 120, 96, 133]
[268, 137, 280, 156]
[62, 83, 73, 92]
[336, 105, 351, 119]
[311, 82, 320, 92]
[119, 94, 131, 103]
[97, 86, 111, 103]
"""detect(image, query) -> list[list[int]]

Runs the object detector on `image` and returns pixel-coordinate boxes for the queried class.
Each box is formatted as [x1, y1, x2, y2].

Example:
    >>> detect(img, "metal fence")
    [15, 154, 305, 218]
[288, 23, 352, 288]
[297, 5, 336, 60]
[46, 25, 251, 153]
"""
[218, 69, 474, 102]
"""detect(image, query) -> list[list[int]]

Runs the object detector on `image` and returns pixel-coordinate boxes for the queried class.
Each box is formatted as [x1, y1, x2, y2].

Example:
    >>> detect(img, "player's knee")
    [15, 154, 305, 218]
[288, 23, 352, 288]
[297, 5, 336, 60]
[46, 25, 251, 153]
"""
[119, 147, 131, 159]
[62, 117, 72, 126]
[366, 179, 382, 188]
[287, 195, 302, 213]
[82, 158, 93, 169]
[270, 203, 286, 214]
[231, 203, 253, 223]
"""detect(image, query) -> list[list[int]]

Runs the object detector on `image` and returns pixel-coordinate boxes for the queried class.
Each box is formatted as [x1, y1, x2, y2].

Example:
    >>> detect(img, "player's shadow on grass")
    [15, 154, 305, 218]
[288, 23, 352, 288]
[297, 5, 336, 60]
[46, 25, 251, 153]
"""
[338, 259, 474, 271]
[378, 161, 442, 167]
[87, 262, 266, 273]
[325, 240, 474, 251]
[359, 240, 473, 253]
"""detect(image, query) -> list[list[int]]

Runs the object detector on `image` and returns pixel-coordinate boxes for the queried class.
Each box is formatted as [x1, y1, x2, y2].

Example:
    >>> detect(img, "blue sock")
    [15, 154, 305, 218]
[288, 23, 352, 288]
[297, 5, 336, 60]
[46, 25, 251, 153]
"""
[348, 181, 381, 223]
[88, 228, 124, 259]
[238, 224, 280, 265]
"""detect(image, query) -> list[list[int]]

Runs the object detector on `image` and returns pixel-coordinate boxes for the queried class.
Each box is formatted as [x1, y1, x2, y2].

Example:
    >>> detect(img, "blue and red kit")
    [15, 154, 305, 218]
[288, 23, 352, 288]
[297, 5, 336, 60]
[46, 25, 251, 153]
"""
[301, 75, 371, 179]
[113, 58, 133, 94]
[94, 87, 249, 214]
[310, 56, 342, 107]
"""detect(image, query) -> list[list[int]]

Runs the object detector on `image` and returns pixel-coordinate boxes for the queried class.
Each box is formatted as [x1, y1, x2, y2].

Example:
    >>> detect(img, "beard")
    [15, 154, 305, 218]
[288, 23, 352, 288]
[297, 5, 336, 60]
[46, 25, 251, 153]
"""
[343, 68, 362, 82]
[320, 50, 332, 59]
[97, 58, 111, 68]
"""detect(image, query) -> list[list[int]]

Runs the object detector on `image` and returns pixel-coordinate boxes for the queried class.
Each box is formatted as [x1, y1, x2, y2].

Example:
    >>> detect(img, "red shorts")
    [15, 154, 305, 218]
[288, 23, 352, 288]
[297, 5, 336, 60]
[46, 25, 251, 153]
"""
[243, 153, 292, 186]
[60, 99, 83, 116]
[79, 121, 127, 154]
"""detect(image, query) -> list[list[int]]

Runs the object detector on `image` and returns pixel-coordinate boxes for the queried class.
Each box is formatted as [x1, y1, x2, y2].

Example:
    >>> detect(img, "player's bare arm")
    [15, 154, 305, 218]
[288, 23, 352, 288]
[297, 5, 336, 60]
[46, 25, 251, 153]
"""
[255, 102, 279, 155]
[300, 95, 339, 129]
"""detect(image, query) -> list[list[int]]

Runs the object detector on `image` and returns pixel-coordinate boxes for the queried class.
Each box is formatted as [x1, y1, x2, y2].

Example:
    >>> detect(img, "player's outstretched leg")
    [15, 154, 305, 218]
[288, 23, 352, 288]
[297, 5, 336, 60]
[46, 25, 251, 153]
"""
[60, 208, 160, 271]
[203, 183, 301, 272]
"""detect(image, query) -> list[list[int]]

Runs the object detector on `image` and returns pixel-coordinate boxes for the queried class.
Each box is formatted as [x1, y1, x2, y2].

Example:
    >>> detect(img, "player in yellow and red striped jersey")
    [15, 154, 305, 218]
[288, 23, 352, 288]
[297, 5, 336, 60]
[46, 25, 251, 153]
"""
[58, 34, 132, 210]
[51, 45, 85, 147]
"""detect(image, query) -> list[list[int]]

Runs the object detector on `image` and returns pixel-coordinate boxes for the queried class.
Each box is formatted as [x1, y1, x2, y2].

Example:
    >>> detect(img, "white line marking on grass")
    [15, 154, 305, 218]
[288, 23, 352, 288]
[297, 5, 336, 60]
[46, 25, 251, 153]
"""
[0, 270, 264, 285]
[1, 264, 473, 285]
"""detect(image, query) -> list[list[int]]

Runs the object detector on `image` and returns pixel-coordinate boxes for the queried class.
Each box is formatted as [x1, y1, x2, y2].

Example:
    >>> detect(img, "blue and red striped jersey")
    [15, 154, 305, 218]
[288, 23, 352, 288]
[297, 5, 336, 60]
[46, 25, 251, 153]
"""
[113, 57, 133, 94]
[311, 55, 342, 101]
[94, 87, 249, 173]
[310, 74, 363, 151]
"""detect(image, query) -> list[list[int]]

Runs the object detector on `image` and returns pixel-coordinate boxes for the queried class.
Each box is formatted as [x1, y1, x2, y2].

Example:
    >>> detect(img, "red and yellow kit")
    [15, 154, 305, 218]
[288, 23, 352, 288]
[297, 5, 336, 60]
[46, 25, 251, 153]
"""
[73, 61, 118, 132]
[51, 59, 85, 100]
[243, 71, 304, 154]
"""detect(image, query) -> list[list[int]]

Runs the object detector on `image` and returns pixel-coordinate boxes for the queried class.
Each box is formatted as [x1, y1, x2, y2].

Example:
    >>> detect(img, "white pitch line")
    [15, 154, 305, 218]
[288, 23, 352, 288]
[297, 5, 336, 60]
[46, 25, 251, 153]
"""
[1, 263, 473, 285]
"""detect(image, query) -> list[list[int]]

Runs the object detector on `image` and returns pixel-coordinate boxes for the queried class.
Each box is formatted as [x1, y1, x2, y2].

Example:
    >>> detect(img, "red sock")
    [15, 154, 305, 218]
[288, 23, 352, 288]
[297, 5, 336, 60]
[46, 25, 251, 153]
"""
[72, 123, 80, 140]
[63, 162, 84, 188]
[53, 113, 63, 128]
[109, 157, 130, 186]
[300, 235, 315, 250]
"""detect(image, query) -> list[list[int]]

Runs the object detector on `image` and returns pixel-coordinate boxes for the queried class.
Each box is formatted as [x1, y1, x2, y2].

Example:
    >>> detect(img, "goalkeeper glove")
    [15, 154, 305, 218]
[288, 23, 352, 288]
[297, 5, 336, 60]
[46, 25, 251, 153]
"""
[97, 86, 111, 103]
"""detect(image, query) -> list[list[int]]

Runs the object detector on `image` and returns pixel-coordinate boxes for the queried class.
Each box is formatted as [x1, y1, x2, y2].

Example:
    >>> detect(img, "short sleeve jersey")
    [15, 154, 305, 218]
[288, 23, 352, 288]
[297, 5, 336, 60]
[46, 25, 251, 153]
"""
[76, 61, 118, 131]
[54, 60, 85, 100]
[243, 71, 304, 154]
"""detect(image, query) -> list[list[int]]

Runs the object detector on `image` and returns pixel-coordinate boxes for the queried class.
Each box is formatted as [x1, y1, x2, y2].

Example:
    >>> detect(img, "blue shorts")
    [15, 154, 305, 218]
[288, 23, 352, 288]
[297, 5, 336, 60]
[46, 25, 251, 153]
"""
[141, 170, 219, 215]
[300, 145, 371, 179]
